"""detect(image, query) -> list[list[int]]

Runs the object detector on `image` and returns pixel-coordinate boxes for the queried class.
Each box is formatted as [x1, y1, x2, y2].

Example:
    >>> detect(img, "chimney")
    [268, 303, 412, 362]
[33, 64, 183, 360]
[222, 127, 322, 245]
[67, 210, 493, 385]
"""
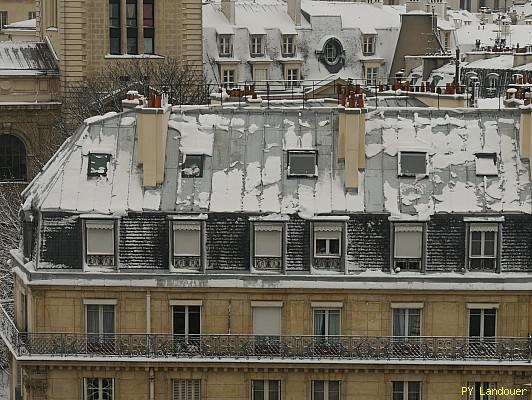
[338, 97, 366, 189]
[287, 0, 301, 26]
[136, 94, 171, 187]
[222, 0, 235, 24]
[405, 0, 423, 13]
[519, 106, 532, 161]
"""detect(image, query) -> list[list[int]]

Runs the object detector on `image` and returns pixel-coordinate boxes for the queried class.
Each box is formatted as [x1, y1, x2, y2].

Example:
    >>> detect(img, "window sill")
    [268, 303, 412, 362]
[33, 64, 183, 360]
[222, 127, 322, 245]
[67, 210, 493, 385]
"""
[46, 27, 58, 32]
[104, 54, 164, 59]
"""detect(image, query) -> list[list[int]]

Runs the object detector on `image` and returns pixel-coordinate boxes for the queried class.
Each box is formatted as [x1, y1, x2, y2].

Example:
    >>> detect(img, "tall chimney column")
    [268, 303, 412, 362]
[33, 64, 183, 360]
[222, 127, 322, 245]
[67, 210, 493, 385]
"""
[222, 0, 236, 24]
[287, 0, 301, 26]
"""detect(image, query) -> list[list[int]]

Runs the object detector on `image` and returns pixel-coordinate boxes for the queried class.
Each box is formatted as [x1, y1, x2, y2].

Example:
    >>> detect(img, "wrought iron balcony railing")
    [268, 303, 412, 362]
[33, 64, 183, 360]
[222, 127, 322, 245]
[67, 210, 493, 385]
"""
[1, 305, 531, 363]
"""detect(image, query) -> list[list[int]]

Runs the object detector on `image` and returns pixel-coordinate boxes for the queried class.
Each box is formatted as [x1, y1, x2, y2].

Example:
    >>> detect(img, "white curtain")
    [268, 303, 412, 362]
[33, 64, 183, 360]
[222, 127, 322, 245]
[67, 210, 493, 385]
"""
[86, 224, 114, 255]
[253, 307, 281, 336]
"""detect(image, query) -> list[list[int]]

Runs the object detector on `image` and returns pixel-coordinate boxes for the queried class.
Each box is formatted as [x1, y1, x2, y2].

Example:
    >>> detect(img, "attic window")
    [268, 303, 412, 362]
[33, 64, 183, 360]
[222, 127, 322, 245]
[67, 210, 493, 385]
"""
[85, 220, 116, 267]
[287, 150, 318, 177]
[475, 153, 498, 176]
[88, 153, 111, 177]
[398, 152, 427, 177]
[181, 154, 204, 178]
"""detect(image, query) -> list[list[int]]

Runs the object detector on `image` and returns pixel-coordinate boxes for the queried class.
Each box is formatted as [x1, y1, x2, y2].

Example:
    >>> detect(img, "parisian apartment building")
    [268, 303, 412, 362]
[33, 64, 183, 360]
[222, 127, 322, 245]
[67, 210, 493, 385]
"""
[0, 88, 531, 400]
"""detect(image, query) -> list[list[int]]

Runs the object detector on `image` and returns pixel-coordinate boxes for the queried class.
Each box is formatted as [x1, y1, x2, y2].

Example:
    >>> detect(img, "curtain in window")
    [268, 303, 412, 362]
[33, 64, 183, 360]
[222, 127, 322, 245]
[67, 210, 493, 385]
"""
[393, 309, 405, 336]
[408, 310, 421, 336]
[86, 223, 115, 255]
[255, 228, 281, 257]
[253, 307, 281, 336]
[328, 310, 340, 336]
[314, 310, 326, 336]
[173, 223, 201, 256]
[394, 227, 422, 259]
[86, 305, 99, 335]
[103, 305, 115, 335]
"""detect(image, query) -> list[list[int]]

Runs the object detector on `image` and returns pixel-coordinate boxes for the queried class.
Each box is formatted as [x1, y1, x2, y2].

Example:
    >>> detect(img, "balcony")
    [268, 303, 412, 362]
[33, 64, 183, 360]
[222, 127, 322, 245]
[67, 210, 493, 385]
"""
[1, 305, 531, 364]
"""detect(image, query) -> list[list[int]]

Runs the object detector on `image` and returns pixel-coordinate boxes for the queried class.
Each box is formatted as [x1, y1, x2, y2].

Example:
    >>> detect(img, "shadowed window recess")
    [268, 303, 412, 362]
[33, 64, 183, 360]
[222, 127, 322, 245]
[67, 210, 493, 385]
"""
[393, 308, 421, 336]
[0, 134, 26, 181]
[392, 381, 421, 400]
[312, 381, 340, 400]
[252, 380, 280, 400]
[88, 153, 111, 177]
[398, 151, 427, 176]
[181, 154, 204, 178]
[287, 150, 317, 177]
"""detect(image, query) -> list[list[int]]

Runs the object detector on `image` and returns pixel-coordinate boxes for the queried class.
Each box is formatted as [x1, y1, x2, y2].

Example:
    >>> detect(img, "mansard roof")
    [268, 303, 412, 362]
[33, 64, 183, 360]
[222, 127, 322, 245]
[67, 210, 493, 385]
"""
[22, 106, 530, 218]
[0, 41, 58, 76]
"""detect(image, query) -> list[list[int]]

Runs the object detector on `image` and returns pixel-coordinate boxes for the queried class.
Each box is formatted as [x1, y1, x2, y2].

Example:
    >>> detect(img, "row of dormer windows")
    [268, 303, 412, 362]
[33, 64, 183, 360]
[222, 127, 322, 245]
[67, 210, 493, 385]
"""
[218, 34, 296, 58]
[80, 219, 502, 272]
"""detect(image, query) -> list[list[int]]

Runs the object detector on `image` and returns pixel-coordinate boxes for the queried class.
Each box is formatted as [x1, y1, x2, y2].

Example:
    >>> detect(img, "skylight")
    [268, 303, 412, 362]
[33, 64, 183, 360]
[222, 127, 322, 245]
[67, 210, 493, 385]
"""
[287, 150, 318, 177]
[398, 152, 427, 177]
[88, 153, 111, 177]
[182, 154, 204, 178]
[475, 153, 498, 176]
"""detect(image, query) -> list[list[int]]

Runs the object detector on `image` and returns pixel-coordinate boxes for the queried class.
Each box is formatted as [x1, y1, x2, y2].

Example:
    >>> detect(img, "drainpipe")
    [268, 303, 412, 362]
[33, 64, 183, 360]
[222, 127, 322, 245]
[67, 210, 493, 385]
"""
[146, 291, 154, 400]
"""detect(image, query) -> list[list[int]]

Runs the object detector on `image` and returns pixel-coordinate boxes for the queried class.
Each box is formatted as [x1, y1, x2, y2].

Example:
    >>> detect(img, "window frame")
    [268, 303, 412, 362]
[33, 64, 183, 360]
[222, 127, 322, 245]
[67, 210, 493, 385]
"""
[252, 380, 281, 400]
[392, 381, 421, 400]
[393, 223, 424, 272]
[83, 219, 118, 268]
[181, 154, 204, 178]
[312, 308, 341, 337]
[287, 150, 318, 177]
[285, 68, 300, 88]
[126, 0, 138, 54]
[218, 35, 233, 56]
[281, 35, 296, 56]
[172, 304, 201, 336]
[313, 224, 342, 259]
[88, 153, 111, 177]
[222, 69, 236, 87]
[365, 66, 378, 86]
[171, 221, 202, 257]
[311, 380, 341, 400]
[172, 379, 201, 400]
[392, 308, 422, 337]
[83, 378, 115, 400]
[0, 134, 27, 182]
[466, 382, 496, 400]
[143, 0, 155, 54]
[250, 35, 264, 56]
[363, 35, 376, 55]
[109, 0, 121, 55]
[467, 223, 499, 271]
[468, 308, 497, 338]
[28, 11, 37, 20]
[253, 223, 283, 258]
[398, 151, 428, 177]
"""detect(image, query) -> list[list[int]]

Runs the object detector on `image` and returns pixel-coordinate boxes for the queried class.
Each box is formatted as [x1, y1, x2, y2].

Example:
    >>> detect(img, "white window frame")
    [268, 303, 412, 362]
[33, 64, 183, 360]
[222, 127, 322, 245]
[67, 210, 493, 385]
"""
[392, 381, 421, 400]
[254, 223, 283, 258]
[85, 303, 116, 336]
[393, 223, 423, 271]
[172, 304, 201, 336]
[252, 380, 281, 400]
[468, 224, 498, 270]
[287, 150, 317, 177]
[468, 308, 497, 338]
[172, 379, 201, 400]
[398, 151, 428, 177]
[365, 66, 378, 86]
[282, 35, 295, 56]
[467, 382, 496, 400]
[286, 68, 299, 87]
[312, 308, 341, 336]
[218, 35, 232, 56]
[363, 35, 376, 55]
[172, 221, 202, 257]
[83, 378, 115, 400]
[311, 380, 341, 400]
[392, 308, 422, 337]
[313, 224, 342, 258]
[250, 35, 264, 56]
[222, 69, 236, 87]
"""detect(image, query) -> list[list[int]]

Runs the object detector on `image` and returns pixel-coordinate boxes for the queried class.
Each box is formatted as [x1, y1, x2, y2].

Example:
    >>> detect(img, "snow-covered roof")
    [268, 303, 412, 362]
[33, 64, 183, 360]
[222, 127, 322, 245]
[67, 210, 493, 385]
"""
[300, 0, 403, 32]
[3, 18, 36, 30]
[465, 54, 514, 69]
[23, 107, 530, 219]
[0, 41, 58, 75]
[455, 23, 532, 52]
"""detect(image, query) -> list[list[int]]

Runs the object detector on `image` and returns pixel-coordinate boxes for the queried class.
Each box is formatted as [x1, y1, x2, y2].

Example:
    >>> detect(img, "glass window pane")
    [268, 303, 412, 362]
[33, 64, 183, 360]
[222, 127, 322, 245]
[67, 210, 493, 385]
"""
[314, 310, 326, 336]
[392, 382, 404, 400]
[173, 306, 185, 335]
[126, 3, 137, 26]
[144, 37, 153, 54]
[470, 235, 482, 256]
[329, 239, 340, 255]
[143, 4, 153, 26]
[484, 310, 496, 337]
[268, 381, 279, 400]
[174, 229, 201, 256]
[253, 381, 264, 400]
[86, 305, 99, 334]
[484, 232, 496, 256]
[127, 36, 137, 54]
[408, 382, 420, 400]
[329, 381, 340, 400]
[289, 153, 316, 175]
[188, 306, 201, 335]
[400, 152, 426, 175]
[408, 309, 421, 336]
[313, 381, 325, 400]
[315, 239, 327, 255]
[393, 309, 405, 336]
[255, 230, 281, 257]
[395, 231, 422, 259]
[328, 310, 340, 335]
[469, 309, 481, 337]
[103, 305, 115, 334]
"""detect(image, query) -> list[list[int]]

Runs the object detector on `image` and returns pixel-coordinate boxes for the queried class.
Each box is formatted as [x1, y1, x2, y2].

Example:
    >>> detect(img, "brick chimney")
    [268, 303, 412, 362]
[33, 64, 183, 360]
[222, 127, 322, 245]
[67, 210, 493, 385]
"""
[287, 0, 301, 26]
[136, 94, 171, 187]
[222, 0, 235, 24]
[338, 104, 366, 189]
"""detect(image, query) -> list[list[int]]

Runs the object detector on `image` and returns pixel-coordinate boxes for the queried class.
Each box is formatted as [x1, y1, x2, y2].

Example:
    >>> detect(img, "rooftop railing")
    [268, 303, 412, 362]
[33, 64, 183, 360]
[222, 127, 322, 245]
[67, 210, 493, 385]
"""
[1, 305, 530, 363]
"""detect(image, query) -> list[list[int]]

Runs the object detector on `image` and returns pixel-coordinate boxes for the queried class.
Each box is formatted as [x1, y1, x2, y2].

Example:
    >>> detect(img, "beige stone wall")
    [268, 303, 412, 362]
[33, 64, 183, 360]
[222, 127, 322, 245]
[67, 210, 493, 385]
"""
[23, 284, 532, 337]
[36, 0, 203, 90]
[23, 366, 528, 400]
[0, 0, 35, 25]
[0, 76, 59, 103]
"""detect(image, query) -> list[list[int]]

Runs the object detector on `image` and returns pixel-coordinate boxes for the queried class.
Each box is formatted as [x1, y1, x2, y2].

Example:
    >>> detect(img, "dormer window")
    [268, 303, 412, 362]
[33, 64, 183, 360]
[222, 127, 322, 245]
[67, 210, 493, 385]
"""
[363, 35, 376, 55]
[468, 224, 498, 271]
[218, 35, 232, 56]
[88, 153, 111, 177]
[250, 35, 264, 57]
[287, 150, 317, 177]
[171, 221, 202, 270]
[253, 223, 283, 271]
[398, 151, 427, 177]
[181, 154, 204, 178]
[475, 153, 498, 176]
[85, 220, 116, 267]
[282, 35, 295, 57]
[393, 224, 424, 271]
[313, 223, 344, 271]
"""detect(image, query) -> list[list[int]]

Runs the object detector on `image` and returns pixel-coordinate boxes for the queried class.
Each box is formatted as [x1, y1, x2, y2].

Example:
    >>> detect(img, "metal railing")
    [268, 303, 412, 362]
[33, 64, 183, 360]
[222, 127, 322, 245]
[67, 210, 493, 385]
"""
[1, 305, 531, 362]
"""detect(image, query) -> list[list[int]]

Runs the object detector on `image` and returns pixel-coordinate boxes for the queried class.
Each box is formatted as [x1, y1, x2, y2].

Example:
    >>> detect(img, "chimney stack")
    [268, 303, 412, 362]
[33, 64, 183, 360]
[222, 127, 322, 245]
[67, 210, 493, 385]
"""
[520, 106, 532, 161]
[287, 0, 301, 26]
[136, 94, 171, 187]
[222, 0, 236, 24]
